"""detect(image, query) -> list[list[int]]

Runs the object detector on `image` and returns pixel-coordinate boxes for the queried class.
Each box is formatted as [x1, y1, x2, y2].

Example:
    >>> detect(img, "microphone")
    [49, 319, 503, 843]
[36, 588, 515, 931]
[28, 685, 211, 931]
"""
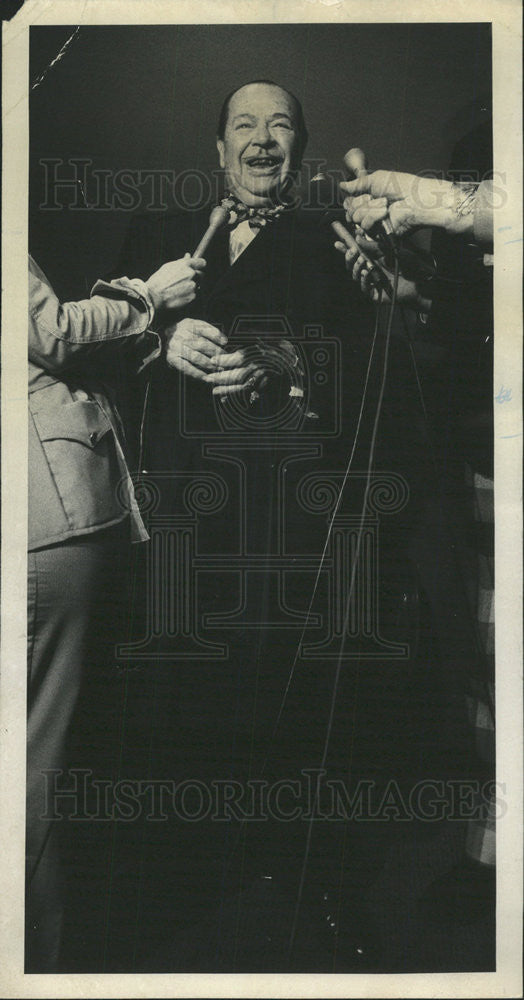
[332, 146, 397, 296]
[193, 204, 231, 258]
[343, 147, 397, 257]
[331, 219, 393, 297]
[343, 146, 367, 178]
[309, 171, 345, 225]
[344, 147, 442, 285]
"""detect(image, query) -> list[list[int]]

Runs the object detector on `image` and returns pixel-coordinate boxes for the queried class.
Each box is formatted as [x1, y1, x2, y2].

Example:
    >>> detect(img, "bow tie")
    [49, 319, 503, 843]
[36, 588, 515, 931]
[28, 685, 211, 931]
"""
[221, 193, 287, 229]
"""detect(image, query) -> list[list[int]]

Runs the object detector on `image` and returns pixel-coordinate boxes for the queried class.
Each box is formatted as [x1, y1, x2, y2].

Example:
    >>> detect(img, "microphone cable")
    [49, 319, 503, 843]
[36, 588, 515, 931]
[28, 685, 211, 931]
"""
[287, 254, 401, 961]
[262, 234, 402, 775]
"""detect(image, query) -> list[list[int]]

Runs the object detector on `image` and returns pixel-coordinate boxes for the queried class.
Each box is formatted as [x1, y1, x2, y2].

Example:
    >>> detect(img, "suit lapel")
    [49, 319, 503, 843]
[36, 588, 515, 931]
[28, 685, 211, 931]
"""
[204, 210, 299, 308]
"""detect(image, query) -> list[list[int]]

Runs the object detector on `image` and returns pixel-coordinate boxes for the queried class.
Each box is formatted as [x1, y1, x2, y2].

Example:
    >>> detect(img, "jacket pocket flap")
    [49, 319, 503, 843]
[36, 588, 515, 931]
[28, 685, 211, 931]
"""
[32, 400, 113, 448]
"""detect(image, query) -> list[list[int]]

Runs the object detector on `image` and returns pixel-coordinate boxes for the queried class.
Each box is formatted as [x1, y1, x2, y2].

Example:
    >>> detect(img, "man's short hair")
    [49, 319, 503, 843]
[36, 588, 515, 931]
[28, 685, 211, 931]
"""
[216, 79, 309, 158]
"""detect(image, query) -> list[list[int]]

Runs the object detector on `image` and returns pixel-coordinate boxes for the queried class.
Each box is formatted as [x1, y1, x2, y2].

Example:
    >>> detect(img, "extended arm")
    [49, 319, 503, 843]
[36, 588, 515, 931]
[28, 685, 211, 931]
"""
[28, 254, 204, 374]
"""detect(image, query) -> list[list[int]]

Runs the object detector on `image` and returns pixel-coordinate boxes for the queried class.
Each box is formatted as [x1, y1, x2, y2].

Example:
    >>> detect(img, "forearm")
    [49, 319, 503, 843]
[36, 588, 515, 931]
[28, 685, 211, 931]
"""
[29, 258, 159, 374]
[472, 180, 494, 247]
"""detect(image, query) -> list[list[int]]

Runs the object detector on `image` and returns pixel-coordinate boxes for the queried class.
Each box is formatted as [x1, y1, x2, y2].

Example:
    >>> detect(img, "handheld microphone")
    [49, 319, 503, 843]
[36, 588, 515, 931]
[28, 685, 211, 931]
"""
[309, 171, 345, 224]
[193, 204, 231, 258]
[331, 219, 393, 297]
[344, 148, 445, 287]
[343, 146, 367, 178]
[343, 147, 397, 258]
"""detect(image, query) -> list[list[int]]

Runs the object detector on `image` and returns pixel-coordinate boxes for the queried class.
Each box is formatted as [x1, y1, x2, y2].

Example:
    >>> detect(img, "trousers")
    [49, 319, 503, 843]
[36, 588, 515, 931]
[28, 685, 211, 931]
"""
[26, 521, 131, 971]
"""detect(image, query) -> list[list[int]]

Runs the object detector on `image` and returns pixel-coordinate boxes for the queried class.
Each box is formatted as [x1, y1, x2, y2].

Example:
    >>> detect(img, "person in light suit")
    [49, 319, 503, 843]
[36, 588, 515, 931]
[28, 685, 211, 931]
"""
[27, 251, 205, 971]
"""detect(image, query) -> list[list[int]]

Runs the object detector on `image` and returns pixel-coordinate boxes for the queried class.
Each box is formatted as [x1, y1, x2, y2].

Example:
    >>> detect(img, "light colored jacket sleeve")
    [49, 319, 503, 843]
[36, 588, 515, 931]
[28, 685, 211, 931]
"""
[28, 255, 160, 374]
[473, 180, 494, 248]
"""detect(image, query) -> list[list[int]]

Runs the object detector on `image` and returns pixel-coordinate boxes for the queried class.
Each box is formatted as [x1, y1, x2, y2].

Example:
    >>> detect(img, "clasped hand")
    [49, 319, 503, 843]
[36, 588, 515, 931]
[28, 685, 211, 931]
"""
[164, 317, 270, 397]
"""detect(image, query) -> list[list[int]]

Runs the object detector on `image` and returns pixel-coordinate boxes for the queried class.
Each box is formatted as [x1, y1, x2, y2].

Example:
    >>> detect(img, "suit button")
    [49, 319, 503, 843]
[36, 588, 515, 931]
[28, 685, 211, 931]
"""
[89, 431, 98, 445]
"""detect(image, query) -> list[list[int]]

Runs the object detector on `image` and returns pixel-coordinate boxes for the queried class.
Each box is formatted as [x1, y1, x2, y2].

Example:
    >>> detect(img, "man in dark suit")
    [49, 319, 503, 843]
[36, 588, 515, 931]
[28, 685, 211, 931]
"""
[109, 81, 454, 971]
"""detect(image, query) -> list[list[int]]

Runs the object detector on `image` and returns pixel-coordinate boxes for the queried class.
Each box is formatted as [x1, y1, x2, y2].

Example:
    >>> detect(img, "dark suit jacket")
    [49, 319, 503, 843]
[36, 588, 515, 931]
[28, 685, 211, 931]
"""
[113, 204, 421, 470]
[109, 204, 478, 816]
[111, 204, 437, 663]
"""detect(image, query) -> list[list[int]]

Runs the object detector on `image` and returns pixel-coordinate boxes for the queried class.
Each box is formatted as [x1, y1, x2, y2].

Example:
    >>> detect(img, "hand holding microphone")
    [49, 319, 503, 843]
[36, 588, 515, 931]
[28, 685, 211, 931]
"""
[146, 203, 233, 315]
[333, 220, 432, 310]
[341, 158, 417, 242]
[341, 149, 399, 253]
[145, 254, 206, 312]
[340, 165, 478, 239]
[334, 150, 434, 309]
[332, 147, 397, 299]
[332, 222, 392, 301]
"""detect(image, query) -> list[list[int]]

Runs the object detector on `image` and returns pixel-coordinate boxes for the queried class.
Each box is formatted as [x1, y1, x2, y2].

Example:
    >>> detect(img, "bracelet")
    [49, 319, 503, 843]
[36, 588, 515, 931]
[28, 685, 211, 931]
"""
[452, 182, 478, 218]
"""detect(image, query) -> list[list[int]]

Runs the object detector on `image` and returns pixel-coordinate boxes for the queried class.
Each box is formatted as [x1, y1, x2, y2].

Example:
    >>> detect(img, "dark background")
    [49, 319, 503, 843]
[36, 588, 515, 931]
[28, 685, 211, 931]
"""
[29, 22, 492, 297]
[28, 23, 495, 974]
[27, 23, 495, 973]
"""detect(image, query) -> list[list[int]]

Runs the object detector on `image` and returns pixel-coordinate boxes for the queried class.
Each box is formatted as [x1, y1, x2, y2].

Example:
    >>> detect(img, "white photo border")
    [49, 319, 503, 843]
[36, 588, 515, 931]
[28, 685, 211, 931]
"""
[1, 1, 522, 996]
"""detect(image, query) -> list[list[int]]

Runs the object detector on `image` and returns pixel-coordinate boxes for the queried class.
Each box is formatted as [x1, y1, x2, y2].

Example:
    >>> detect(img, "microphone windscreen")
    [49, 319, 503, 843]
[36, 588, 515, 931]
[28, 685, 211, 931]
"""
[193, 204, 231, 257]
[208, 204, 231, 229]
[343, 148, 367, 178]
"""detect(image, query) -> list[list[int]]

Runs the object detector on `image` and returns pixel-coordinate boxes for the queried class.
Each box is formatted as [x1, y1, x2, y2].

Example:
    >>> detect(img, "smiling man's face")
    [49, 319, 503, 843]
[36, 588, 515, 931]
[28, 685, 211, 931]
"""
[217, 83, 302, 207]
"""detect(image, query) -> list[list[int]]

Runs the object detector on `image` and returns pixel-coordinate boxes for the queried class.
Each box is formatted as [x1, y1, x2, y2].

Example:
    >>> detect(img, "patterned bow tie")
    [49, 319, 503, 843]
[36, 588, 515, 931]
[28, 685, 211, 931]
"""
[221, 193, 287, 229]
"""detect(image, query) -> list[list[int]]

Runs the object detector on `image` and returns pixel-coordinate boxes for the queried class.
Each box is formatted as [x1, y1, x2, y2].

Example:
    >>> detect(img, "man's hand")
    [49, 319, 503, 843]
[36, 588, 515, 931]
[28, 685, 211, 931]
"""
[205, 346, 267, 398]
[165, 323, 291, 399]
[334, 222, 431, 310]
[340, 170, 469, 238]
[146, 254, 206, 313]
[205, 339, 304, 399]
[164, 318, 228, 379]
